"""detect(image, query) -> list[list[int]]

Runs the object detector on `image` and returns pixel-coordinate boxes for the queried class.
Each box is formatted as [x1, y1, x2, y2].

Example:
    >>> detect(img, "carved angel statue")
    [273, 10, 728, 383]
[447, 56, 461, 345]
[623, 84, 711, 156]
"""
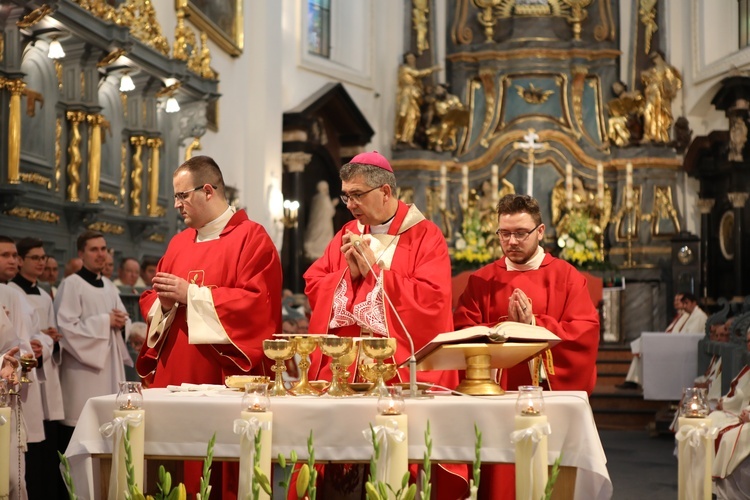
[641, 52, 682, 144]
[607, 81, 644, 147]
[424, 84, 469, 152]
[394, 52, 440, 148]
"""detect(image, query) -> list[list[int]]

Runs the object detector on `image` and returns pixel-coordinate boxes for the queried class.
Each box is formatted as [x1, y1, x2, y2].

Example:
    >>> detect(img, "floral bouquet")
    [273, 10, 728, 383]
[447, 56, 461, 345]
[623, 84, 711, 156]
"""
[556, 211, 601, 268]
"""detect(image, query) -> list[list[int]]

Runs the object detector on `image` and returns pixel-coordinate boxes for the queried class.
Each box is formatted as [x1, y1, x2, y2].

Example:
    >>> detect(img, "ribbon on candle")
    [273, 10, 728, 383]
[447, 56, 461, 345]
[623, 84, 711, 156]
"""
[99, 412, 144, 500]
[363, 419, 406, 483]
[510, 422, 551, 498]
[234, 417, 272, 494]
[675, 424, 718, 500]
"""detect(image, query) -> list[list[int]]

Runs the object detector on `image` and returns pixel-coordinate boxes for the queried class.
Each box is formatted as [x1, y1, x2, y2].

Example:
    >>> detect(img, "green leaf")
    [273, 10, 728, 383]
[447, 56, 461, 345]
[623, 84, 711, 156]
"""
[403, 483, 417, 500]
[254, 466, 272, 495]
[277, 453, 286, 469]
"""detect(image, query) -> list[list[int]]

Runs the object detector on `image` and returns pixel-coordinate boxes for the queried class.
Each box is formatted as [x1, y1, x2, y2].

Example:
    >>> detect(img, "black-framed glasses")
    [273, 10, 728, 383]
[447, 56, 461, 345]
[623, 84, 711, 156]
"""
[25, 254, 48, 262]
[340, 185, 382, 205]
[173, 185, 217, 202]
[495, 223, 543, 242]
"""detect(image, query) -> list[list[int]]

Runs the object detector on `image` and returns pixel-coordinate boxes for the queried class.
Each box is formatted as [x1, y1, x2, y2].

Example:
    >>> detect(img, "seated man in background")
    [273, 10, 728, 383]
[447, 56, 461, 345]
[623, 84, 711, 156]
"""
[139, 256, 159, 288]
[113, 257, 142, 292]
[696, 317, 733, 403]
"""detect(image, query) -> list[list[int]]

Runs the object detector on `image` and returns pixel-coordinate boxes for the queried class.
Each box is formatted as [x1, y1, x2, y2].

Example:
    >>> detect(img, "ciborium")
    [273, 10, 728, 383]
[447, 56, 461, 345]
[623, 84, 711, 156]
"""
[319, 336, 355, 397]
[360, 337, 398, 396]
[262, 339, 296, 396]
[19, 353, 37, 384]
[290, 336, 321, 396]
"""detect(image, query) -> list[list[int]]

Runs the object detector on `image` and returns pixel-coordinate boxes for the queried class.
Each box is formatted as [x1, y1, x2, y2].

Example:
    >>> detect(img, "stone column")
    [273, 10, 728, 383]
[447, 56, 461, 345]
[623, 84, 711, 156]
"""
[727, 192, 748, 299]
[282, 152, 312, 293]
[697, 198, 715, 299]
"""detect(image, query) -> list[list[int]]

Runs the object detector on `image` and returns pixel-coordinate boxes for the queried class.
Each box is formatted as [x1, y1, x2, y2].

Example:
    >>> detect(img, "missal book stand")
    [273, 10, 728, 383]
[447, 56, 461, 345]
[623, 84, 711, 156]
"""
[412, 323, 561, 396]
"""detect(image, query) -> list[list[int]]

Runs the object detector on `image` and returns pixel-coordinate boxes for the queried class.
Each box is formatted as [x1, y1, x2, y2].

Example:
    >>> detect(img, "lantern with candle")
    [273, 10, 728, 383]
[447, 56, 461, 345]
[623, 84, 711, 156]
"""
[236, 382, 273, 500]
[676, 387, 715, 500]
[103, 381, 145, 499]
[512, 386, 550, 500]
[681, 387, 709, 418]
[370, 387, 409, 495]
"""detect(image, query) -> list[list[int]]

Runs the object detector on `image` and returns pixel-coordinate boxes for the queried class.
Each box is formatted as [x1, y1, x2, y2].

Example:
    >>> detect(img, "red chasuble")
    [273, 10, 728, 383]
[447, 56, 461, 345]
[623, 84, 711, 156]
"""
[137, 209, 282, 386]
[454, 253, 600, 394]
[304, 201, 458, 389]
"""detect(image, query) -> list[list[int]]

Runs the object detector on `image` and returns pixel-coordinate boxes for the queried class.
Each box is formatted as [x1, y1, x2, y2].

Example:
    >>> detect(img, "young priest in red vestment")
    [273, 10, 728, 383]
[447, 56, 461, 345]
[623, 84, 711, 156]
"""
[137, 155, 282, 499]
[303, 151, 466, 497]
[453, 194, 600, 499]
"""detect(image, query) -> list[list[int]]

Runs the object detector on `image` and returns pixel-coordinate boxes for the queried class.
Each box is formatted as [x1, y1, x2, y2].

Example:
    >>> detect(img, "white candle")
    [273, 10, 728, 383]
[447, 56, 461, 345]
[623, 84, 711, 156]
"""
[564, 163, 573, 210]
[676, 417, 714, 500]
[439, 164, 447, 210]
[374, 414, 409, 497]
[112, 409, 145, 499]
[596, 163, 604, 208]
[491, 164, 499, 202]
[0, 406, 10, 497]
[514, 414, 549, 500]
[625, 162, 633, 210]
[461, 165, 469, 211]
[238, 410, 273, 500]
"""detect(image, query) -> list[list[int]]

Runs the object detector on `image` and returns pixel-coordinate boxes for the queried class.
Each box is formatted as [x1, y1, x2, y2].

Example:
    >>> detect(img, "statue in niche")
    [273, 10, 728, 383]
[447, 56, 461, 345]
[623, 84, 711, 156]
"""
[729, 114, 748, 162]
[606, 81, 643, 147]
[304, 181, 339, 261]
[394, 52, 440, 148]
[424, 84, 470, 153]
[551, 176, 612, 248]
[641, 52, 683, 144]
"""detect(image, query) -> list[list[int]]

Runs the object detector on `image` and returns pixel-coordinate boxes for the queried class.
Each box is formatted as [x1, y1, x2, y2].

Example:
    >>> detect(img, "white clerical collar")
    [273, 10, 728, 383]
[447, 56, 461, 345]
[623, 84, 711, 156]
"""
[196, 205, 235, 242]
[506, 246, 545, 272]
[369, 215, 395, 235]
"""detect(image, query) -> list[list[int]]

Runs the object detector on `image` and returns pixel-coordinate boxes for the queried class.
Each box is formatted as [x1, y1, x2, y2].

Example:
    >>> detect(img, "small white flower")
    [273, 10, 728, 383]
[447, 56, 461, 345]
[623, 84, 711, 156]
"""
[455, 238, 467, 250]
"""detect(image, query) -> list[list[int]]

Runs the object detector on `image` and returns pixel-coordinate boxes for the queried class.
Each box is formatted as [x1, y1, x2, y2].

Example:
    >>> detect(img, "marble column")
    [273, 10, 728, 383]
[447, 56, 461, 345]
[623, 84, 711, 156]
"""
[727, 192, 748, 299]
[697, 199, 715, 299]
[282, 152, 312, 293]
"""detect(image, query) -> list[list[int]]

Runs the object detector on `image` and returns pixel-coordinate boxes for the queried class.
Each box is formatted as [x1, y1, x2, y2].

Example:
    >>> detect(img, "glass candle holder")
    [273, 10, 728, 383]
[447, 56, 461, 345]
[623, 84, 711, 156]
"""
[681, 387, 709, 418]
[377, 386, 405, 416]
[242, 382, 271, 412]
[516, 385, 545, 416]
[116, 381, 143, 410]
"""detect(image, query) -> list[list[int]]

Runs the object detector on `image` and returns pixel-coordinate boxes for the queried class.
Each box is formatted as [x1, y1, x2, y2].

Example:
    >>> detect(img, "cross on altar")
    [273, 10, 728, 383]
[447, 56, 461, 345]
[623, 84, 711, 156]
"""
[512, 129, 548, 198]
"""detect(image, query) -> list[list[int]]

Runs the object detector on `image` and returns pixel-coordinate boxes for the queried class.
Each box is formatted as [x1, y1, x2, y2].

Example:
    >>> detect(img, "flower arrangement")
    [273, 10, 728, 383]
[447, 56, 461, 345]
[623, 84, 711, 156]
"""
[556, 211, 601, 268]
[451, 202, 499, 272]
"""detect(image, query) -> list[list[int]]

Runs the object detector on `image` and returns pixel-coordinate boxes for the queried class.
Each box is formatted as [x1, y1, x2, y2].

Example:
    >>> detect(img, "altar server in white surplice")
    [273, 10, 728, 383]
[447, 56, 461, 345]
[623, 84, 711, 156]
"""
[55, 231, 132, 446]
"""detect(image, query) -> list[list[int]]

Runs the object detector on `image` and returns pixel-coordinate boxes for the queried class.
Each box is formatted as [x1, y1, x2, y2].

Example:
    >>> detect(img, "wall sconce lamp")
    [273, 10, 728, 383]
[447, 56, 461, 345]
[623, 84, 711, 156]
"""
[156, 81, 182, 113]
[282, 199, 300, 228]
[119, 72, 135, 92]
[47, 36, 65, 59]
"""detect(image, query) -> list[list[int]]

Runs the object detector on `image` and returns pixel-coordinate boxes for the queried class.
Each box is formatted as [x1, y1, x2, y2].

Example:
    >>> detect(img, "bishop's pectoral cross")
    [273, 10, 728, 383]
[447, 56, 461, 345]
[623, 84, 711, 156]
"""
[512, 129, 548, 198]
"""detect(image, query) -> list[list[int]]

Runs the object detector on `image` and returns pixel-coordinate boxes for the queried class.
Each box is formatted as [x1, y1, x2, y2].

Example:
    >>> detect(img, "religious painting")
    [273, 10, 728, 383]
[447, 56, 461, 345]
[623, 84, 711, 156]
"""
[179, 0, 243, 56]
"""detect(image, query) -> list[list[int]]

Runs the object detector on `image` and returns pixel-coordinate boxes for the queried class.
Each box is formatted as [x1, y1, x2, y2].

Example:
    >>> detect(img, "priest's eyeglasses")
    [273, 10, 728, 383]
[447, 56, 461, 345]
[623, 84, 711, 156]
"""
[340, 185, 382, 205]
[173, 185, 217, 202]
[495, 223, 542, 242]
[25, 254, 48, 262]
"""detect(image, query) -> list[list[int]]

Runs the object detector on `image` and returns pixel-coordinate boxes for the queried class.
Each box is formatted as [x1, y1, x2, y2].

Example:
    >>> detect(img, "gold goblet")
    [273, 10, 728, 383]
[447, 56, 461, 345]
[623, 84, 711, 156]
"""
[262, 339, 296, 397]
[319, 336, 355, 397]
[360, 337, 398, 396]
[19, 354, 37, 384]
[290, 336, 321, 396]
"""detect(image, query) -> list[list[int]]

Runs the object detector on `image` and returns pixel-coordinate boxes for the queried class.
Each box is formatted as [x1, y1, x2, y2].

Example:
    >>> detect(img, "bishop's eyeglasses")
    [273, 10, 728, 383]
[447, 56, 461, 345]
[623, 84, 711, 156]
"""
[495, 223, 542, 242]
[340, 185, 382, 205]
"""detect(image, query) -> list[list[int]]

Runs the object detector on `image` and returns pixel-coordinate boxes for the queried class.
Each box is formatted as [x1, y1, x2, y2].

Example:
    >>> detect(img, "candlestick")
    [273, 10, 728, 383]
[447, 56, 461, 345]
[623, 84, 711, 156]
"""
[461, 165, 469, 211]
[676, 417, 716, 500]
[625, 162, 633, 210]
[565, 163, 573, 210]
[596, 163, 604, 208]
[439, 164, 447, 210]
[491, 164, 499, 202]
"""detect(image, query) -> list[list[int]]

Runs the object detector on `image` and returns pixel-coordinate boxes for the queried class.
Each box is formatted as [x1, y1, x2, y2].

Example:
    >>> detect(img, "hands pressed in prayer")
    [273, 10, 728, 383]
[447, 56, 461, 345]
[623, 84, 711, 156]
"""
[341, 231, 376, 281]
[109, 309, 128, 329]
[153, 272, 189, 310]
[1, 346, 19, 383]
[508, 288, 533, 324]
[42, 326, 62, 343]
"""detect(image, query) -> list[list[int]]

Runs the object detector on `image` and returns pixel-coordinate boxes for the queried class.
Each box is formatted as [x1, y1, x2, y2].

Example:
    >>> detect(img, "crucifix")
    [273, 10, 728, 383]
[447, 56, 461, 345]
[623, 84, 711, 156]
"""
[512, 129, 548, 198]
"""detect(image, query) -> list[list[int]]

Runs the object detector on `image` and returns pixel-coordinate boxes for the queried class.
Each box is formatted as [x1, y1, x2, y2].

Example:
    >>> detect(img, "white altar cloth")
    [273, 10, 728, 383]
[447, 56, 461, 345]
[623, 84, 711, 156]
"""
[65, 388, 611, 500]
[642, 332, 704, 400]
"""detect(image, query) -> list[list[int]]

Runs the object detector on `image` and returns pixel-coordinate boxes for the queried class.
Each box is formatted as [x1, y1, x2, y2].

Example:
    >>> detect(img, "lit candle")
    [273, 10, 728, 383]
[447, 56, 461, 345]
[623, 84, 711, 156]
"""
[511, 386, 549, 500]
[596, 163, 604, 208]
[625, 162, 633, 209]
[439, 164, 447, 210]
[461, 165, 469, 211]
[676, 417, 715, 500]
[565, 163, 573, 210]
[236, 383, 273, 500]
[491, 164, 499, 202]
[371, 388, 408, 495]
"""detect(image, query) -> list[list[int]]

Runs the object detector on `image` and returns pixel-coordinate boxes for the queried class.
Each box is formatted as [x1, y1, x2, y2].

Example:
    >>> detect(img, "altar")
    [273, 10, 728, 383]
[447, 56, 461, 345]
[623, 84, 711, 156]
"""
[65, 388, 612, 499]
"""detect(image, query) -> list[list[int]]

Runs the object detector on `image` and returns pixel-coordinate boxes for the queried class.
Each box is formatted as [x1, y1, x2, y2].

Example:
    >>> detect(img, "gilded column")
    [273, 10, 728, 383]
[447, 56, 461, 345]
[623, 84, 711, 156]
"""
[146, 137, 163, 216]
[66, 110, 87, 202]
[130, 136, 146, 216]
[86, 114, 105, 203]
[6, 79, 26, 184]
[697, 198, 715, 299]
[728, 192, 748, 299]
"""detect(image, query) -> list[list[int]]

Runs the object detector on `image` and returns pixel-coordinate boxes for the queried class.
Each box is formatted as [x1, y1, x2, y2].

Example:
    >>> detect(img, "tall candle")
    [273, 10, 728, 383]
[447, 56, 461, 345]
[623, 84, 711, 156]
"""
[237, 411, 273, 500]
[491, 164, 499, 202]
[564, 163, 573, 210]
[461, 165, 469, 211]
[373, 414, 409, 497]
[676, 417, 715, 500]
[625, 162, 633, 209]
[0, 406, 10, 497]
[112, 409, 145, 500]
[513, 414, 549, 500]
[439, 164, 447, 210]
[596, 163, 604, 208]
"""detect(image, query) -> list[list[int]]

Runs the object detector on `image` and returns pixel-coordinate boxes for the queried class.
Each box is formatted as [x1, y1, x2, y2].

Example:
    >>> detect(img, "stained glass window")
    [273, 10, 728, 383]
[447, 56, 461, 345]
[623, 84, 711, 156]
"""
[308, 0, 331, 58]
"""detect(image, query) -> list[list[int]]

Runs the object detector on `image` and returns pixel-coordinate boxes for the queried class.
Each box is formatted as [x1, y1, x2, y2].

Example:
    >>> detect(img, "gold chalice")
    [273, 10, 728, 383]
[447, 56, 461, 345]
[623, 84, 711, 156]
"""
[360, 338, 398, 396]
[290, 336, 321, 396]
[262, 339, 296, 396]
[19, 354, 37, 384]
[319, 336, 355, 397]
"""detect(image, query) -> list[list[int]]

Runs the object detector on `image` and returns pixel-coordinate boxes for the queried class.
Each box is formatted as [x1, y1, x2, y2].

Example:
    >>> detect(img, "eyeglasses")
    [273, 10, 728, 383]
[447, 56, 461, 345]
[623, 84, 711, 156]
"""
[340, 185, 382, 205]
[25, 255, 48, 262]
[173, 185, 217, 202]
[495, 223, 542, 242]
